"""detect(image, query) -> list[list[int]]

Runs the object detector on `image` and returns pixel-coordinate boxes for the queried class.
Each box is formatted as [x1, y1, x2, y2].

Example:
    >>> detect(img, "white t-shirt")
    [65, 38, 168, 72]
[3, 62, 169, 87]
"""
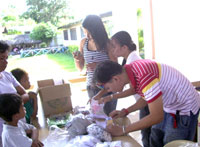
[126, 51, 142, 64]
[0, 71, 20, 94]
[126, 51, 142, 101]
[0, 71, 21, 146]
[2, 120, 36, 147]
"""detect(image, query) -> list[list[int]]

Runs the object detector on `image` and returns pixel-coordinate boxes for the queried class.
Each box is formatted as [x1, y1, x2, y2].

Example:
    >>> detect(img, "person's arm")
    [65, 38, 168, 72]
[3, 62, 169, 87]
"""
[93, 89, 108, 100]
[30, 128, 39, 141]
[99, 86, 136, 104]
[126, 97, 147, 113]
[28, 91, 38, 117]
[87, 89, 107, 104]
[126, 96, 163, 131]
[73, 38, 85, 72]
[107, 96, 164, 136]
[15, 85, 30, 103]
[109, 97, 147, 118]
[26, 128, 44, 147]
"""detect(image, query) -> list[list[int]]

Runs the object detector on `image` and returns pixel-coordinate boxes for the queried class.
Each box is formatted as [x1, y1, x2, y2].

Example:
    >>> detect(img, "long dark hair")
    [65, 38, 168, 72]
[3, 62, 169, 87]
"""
[82, 15, 109, 51]
[111, 31, 136, 52]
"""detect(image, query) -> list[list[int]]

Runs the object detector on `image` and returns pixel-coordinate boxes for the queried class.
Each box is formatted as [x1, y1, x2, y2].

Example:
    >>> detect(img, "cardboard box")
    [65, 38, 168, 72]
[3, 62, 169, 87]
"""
[37, 79, 72, 117]
[192, 81, 200, 87]
[192, 81, 200, 91]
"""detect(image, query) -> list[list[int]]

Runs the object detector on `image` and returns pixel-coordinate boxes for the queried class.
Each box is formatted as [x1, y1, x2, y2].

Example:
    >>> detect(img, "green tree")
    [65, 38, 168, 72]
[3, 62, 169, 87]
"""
[0, 4, 36, 29]
[137, 8, 145, 59]
[1, 5, 19, 27]
[30, 23, 56, 45]
[22, 0, 69, 26]
[3, 16, 16, 22]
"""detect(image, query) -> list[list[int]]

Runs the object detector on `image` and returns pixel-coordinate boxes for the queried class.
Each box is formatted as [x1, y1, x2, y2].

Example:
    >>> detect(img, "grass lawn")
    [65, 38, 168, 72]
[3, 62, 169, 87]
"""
[7, 53, 79, 85]
[47, 53, 76, 72]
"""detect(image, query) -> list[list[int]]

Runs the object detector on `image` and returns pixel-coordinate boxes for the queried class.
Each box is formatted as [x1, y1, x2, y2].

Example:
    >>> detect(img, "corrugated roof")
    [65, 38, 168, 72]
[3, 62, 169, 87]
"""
[13, 34, 41, 45]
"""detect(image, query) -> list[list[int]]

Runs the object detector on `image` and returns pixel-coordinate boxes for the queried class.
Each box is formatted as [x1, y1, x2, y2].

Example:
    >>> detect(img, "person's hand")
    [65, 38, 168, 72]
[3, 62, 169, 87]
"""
[98, 95, 112, 104]
[87, 98, 92, 105]
[31, 139, 44, 147]
[106, 124, 124, 137]
[25, 129, 32, 138]
[93, 93, 101, 101]
[109, 110, 126, 119]
[86, 62, 97, 71]
[28, 91, 37, 100]
[72, 51, 83, 61]
[87, 92, 102, 105]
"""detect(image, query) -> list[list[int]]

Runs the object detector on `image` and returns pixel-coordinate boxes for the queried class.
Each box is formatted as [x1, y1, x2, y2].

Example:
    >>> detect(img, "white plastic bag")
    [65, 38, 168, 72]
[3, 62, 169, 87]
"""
[66, 135, 101, 147]
[96, 141, 122, 147]
[42, 125, 70, 147]
[87, 123, 112, 142]
[90, 99, 107, 118]
[65, 114, 92, 139]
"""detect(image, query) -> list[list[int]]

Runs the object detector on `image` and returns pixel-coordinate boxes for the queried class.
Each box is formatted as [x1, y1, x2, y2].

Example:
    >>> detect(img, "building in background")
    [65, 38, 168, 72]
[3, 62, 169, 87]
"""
[59, 0, 200, 82]
[58, 11, 113, 47]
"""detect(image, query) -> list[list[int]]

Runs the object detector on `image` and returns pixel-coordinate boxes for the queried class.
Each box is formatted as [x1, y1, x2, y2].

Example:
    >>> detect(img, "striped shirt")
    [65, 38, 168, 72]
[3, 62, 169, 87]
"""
[83, 39, 109, 86]
[125, 59, 200, 116]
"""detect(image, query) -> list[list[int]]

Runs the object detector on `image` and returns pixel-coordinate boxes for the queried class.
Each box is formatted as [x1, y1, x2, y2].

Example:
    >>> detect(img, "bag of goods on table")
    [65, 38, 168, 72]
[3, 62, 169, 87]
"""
[47, 112, 72, 128]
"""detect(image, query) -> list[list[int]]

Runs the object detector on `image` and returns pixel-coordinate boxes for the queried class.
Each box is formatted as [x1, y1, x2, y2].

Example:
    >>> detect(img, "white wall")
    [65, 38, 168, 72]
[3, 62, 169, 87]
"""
[112, 0, 139, 52]
[62, 27, 81, 47]
[142, 0, 154, 59]
[143, 0, 200, 82]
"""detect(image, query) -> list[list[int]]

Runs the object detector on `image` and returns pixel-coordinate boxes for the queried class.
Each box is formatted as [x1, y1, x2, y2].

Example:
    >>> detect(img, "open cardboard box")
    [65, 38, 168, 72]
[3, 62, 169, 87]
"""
[37, 79, 72, 117]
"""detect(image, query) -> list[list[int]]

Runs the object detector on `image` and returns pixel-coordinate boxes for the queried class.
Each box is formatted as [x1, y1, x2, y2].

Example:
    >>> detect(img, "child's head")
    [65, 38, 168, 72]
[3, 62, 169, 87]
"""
[111, 31, 136, 58]
[93, 60, 125, 92]
[11, 68, 31, 90]
[0, 94, 25, 122]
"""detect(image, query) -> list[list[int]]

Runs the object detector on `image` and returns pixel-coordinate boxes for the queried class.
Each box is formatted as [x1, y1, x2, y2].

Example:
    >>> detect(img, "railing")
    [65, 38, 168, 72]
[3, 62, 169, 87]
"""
[20, 46, 68, 58]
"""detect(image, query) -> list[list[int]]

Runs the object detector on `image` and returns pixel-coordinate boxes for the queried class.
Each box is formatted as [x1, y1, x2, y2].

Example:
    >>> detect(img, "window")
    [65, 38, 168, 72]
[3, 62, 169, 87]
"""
[80, 27, 85, 38]
[70, 28, 77, 40]
[63, 30, 68, 40]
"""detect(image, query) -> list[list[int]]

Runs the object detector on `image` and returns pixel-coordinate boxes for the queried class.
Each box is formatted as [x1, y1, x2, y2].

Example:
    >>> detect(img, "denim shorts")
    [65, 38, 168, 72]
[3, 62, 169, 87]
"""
[150, 110, 200, 147]
[87, 85, 117, 116]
